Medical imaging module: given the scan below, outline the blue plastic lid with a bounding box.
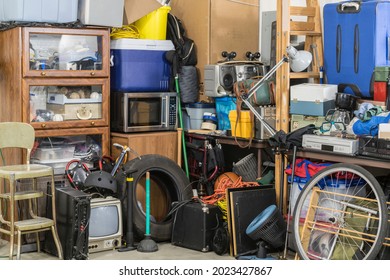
[203,113,218,123]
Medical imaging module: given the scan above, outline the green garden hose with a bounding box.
[175,75,190,178]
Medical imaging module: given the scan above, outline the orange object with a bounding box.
[213,172,239,190]
[201,173,259,205]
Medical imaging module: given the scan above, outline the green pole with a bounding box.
[175,74,190,178]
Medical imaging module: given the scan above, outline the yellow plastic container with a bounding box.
[134,6,171,40]
[228,110,254,139]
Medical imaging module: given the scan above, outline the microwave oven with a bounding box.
[111,92,178,133]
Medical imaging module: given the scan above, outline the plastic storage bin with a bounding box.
[32,146,75,161]
[78,0,124,27]
[228,110,254,139]
[134,6,171,40]
[110,39,174,92]
[215,96,237,130]
[185,103,216,130]
[0,0,78,23]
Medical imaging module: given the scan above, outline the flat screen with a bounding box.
[89,205,119,237]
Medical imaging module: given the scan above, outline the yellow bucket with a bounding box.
[134,6,171,40]
[228,110,254,139]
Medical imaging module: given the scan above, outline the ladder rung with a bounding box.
[290,72,321,79]
[290,6,316,17]
[291,31,322,36]
[291,21,315,32]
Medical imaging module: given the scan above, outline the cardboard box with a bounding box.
[170,0,259,84]
[123,0,163,24]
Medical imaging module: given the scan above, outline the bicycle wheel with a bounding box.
[292,163,388,260]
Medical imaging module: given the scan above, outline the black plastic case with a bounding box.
[171,201,222,252]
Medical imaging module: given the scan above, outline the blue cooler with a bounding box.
[110,39,174,92]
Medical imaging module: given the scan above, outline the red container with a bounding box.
[374,81,387,102]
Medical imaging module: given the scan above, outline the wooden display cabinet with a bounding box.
[0,26,110,169]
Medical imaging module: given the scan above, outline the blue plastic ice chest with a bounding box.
[110,39,174,92]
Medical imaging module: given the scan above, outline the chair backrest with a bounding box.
[0,122,35,162]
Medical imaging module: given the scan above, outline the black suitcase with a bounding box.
[171,201,222,252]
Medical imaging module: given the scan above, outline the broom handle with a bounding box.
[145,171,151,235]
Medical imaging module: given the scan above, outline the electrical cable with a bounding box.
[110,25,140,39]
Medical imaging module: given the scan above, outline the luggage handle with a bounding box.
[388,37,390,62]
[338,83,363,98]
[354,25,359,74]
[338,2,361,13]
[336,25,342,73]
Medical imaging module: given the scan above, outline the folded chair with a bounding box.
[0,122,63,259]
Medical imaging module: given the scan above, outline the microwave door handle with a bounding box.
[161,96,168,127]
[123,97,129,130]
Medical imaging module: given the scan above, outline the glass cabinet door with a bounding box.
[23,27,109,77]
[25,79,109,129]
[34,127,110,175]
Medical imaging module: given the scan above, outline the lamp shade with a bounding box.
[286,45,312,72]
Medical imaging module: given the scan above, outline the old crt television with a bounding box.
[88,196,123,253]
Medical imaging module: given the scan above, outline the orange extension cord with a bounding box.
[201,175,259,205]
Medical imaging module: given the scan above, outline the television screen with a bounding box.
[89,204,119,237]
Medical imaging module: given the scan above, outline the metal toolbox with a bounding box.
[254,106,276,139]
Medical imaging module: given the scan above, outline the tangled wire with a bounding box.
[201,175,260,220]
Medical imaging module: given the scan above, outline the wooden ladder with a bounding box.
[274,0,324,212]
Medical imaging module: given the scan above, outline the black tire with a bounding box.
[122,154,192,242]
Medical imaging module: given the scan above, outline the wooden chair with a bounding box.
[0,122,63,260]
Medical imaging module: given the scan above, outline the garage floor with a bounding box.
[0,239,236,260]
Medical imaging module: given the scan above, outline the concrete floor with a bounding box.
[0,239,235,260]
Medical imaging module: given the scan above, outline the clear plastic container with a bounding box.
[32,146,75,161]
[0,0,78,23]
